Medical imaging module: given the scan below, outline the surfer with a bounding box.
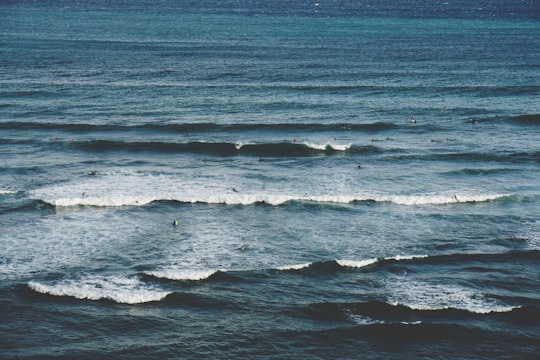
[88,170,99,176]
[411,115,417,123]
[172,220,179,227]
[232,187,239,193]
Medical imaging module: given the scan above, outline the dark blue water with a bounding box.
[1,1,539,358]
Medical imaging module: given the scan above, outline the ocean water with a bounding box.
[1,1,539,358]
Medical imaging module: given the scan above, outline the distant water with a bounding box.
[1,1,539,359]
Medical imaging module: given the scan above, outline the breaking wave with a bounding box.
[28,275,171,304]
[29,172,511,208]
[72,139,357,157]
[34,192,511,208]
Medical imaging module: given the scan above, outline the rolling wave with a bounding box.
[28,275,171,304]
[299,299,527,327]
[390,151,540,164]
[65,138,540,163]
[141,256,428,284]
[27,170,514,208]
[278,255,428,273]
[72,139,359,157]
[0,120,399,133]
[26,251,535,314]
[140,250,539,284]
[145,269,218,281]
[383,278,518,314]
[32,188,511,208]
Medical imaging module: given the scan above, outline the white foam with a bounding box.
[337,258,379,268]
[235,142,249,150]
[385,278,518,314]
[380,193,509,206]
[145,269,217,281]
[28,169,511,208]
[330,143,352,151]
[0,209,141,281]
[28,275,171,304]
[304,142,352,151]
[385,254,428,261]
[337,255,426,269]
[276,262,313,271]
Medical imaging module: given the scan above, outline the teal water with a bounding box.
[1,1,539,358]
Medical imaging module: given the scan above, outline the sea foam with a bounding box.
[28,275,171,304]
[145,269,217,281]
[385,278,518,314]
[29,169,511,208]
[304,142,352,151]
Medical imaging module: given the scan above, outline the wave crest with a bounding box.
[385,278,518,314]
[31,173,511,209]
[28,275,171,304]
[144,269,217,281]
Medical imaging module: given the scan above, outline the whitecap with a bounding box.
[382,193,510,206]
[28,275,171,304]
[385,278,518,314]
[235,142,248,150]
[329,143,352,151]
[385,254,428,261]
[337,258,379,268]
[145,269,217,281]
[304,142,327,151]
[276,262,313,271]
[304,142,351,151]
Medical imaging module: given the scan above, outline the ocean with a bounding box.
[1,1,539,358]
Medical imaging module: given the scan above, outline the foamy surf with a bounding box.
[380,193,510,206]
[145,269,218,281]
[31,182,511,208]
[278,255,428,272]
[28,275,171,304]
[337,258,379,268]
[337,255,428,269]
[276,262,313,271]
[28,168,512,209]
[385,278,518,314]
[304,142,352,151]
